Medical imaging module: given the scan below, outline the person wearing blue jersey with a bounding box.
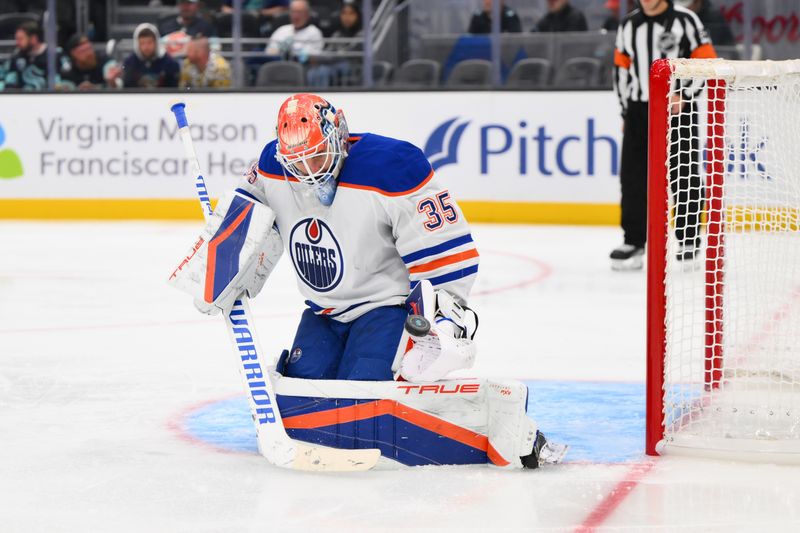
[171,93,566,468]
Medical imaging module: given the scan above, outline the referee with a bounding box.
[610,0,716,270]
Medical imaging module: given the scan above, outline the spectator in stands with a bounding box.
[222,0,289,18]
[121,23,180,89]
[329,0,363,51]
[467,0,522,34]
[61,34,122,90]
[602,0,621,32]
[265,0,324,62]
[160,0,216,37]
[179,35,232,88]
[159,0,216,56]
[325,0,362,41]
[534,0,588,32]
[0,20,68,91]
[307,0,363,86]
[676,0,735,46]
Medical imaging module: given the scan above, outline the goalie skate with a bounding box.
[610,244,644,271]
[520,431,569,469]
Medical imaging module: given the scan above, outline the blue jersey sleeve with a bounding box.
[257,140,284,178]
[338,134,433,195]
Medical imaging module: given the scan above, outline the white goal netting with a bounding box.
[658,59,800,459]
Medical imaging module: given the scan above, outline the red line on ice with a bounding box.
[574,461,655,532]
[471,249,553,297]
[0,312,295,334]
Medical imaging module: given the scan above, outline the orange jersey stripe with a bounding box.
[204,203,253,303]
[408,248,480,274]
[338,169,435,197]
[690,43,717,59]
[282,399,510,466]
[614,49,632,69]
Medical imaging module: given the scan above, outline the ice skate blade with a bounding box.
[611,257,643,271]
[539,442,569,466]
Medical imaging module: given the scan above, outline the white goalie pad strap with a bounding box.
[273,373,535,468]
[167,191,283,314]
[434,289,477,339]
[486,380,537,470]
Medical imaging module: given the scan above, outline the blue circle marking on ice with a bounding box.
[526,381,646,463]
[181,381,647,462]
[183,397,258,454]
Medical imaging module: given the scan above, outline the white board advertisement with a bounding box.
[0,91,623,205]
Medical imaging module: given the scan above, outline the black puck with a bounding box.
[405,314,431,337]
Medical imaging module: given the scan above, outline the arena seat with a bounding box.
[553,57,603,89]
[445,59,492,88]
[506,58,552,88]
[392,59,441,88]
[255,60,305,88]
[370,60,394,86]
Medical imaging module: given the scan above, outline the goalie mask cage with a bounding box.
[647,58,800,462]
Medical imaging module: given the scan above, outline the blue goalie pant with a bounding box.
[277,305,407,380]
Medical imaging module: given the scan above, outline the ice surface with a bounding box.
[3,221,800,532]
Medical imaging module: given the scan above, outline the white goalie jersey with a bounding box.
[235,132,479,322]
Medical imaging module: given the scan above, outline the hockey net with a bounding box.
[647,59,800,461]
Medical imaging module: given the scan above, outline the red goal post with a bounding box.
[646,58,800,462]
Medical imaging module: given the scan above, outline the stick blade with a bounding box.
[291,443,381,472]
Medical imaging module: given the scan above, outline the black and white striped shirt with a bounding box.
[613,2,716,114]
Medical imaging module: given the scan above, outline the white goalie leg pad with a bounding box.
[168,190,283,314]
[486,380,538,469]
[273,374,537,468]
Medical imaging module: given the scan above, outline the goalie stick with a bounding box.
[169,102,380,472]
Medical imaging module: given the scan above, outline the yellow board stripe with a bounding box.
[460,201,620,225]
[0,199,209,220]
[0,199,622,225]
[664,206,800,232]
[725,206,800,232]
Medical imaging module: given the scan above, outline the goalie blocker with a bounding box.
[168,190,283,315]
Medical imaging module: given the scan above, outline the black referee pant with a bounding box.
[618,101,702,248]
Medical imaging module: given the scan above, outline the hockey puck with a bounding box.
[405,314,431,337]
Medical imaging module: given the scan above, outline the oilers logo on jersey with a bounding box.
[289,218,344,292]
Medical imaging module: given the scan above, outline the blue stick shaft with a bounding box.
[170,102,213,221]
